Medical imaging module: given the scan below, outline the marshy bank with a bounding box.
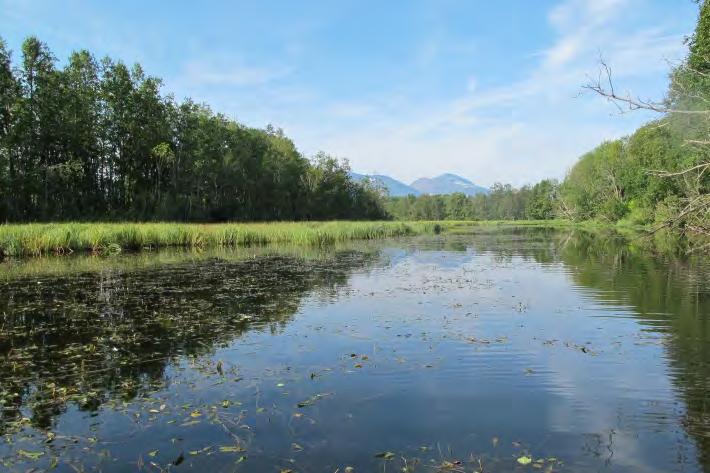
[0,227,708,472]
[0,221,445,258]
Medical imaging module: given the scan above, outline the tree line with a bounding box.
[0,37,387,222]
[385,180,557,221]
[1,0,708,230]
[389,0,709,236]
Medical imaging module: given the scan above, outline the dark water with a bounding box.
[1,227,708,472]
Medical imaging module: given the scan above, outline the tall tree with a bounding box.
[0,39,18,220]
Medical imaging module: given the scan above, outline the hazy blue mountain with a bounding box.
[410,173,488,196]
[351,172,488,197]
[350,172,421,197]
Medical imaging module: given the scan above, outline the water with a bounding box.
[0,227,708,472]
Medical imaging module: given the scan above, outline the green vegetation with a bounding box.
[385,180,558,221]
[559,1,709,236]
[0,221,444,257]
[0,3,707,243]
[387,1,709,241]
[0,37,385,222]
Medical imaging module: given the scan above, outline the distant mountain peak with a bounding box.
[410,173,488,196]
[349,172,421,197]
[351,171,488,197]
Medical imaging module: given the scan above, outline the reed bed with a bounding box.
[0,221,444,257]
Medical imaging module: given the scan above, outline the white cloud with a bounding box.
[179,59,291,88]
[548,0,630,31]
[294,0,689,186]
[465,75,477,93]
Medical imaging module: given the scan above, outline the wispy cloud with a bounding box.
[303,0,689,186]
[178,59,291,88]
[2,0,690,187]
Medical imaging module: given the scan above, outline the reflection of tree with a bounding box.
[457,225,567,264]
[555,232,710,468]
[0,250,376,434]
[469,227,710,469]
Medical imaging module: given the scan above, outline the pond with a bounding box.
[0,227,708,472]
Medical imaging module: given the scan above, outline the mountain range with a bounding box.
[350,172,488,197]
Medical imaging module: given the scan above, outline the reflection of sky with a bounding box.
[274,240,699,472]
[3,234,700,472]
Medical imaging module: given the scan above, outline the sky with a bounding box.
[0,0,699,187]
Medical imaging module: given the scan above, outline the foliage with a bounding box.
[0,221,446,257]
[572,0,710,242]
[385,180,560,221]
[0,37,386,222]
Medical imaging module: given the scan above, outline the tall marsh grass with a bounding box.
[0,221,444,257]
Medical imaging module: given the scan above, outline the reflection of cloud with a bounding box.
[345,243,694,471]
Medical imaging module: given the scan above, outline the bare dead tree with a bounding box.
[583,58,710,246]
[583,59,710,117]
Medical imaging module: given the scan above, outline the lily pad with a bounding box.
[517,455,533,465]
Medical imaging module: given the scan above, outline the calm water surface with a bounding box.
[0,228,708,472]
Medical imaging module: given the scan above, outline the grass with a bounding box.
[3,219,649,259]
[0,221,447,258]
[456,219,578,227]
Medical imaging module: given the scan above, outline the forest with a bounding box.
[0,1,707,236]
[385,180,558,221]
[0,37,386,222]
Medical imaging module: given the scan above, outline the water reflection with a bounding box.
[0,249,378,434]
[461,226,709,470]
[0,228,707,472]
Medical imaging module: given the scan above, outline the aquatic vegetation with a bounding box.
[0,221,446,257]
[0,229,707,472]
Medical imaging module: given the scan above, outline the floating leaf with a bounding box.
[219,445,246,453]
[18,449,45,460]
[375,451,395,460]
[297,393,331,408]
[439,460,462,469]
[517,456,532,465]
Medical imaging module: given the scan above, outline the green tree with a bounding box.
[526,180,558,220]
[0,35,389,223]
[0,38,18,220]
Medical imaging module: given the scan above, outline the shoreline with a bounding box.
[0,221,445,258]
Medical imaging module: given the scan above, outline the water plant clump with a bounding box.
[0,221,447,258]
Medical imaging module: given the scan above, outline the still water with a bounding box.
[0,227,708,472]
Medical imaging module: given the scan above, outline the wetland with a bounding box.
[0,226,708,472]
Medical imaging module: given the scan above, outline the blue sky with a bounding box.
[0,0,698,186]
